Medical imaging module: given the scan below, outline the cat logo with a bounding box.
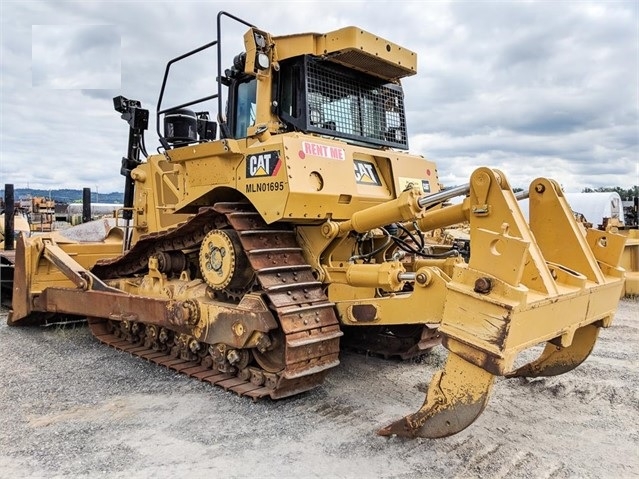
[246,151,282,177]
[354,160,382,186]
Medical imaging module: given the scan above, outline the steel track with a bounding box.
[89,202,342,400]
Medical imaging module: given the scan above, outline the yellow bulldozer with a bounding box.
[7,11,626,438]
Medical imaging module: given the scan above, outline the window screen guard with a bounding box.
[280,56,409,150]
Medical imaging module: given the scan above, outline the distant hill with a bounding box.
[0,188,123,204]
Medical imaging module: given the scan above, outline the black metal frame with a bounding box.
[113,96,149,222]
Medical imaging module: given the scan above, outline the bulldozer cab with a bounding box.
[157,11,416,150]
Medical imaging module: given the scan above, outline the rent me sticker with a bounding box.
[300,141,345,160]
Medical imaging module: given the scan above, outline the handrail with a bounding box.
[156,11,255,150]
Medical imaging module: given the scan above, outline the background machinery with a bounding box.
[7,12,626,438]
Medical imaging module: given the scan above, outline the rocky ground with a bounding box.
[0,298,637,479]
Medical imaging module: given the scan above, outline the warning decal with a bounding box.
[398,177,431,194]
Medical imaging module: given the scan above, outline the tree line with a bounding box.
[581,186,638,201]
[0,188,124,204]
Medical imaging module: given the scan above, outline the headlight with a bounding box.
[310,109,322,124]
[257,53,270,70]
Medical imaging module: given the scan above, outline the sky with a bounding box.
[0,0,637,194]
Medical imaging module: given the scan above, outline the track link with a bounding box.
[341,324,441,360]
[89,202,342,400]
[88,318,266,396]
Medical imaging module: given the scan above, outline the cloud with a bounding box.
[0,0,637,195]
[31,24,121,89]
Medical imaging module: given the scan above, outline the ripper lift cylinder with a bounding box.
[333,184,472,238]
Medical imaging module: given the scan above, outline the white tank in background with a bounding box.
[519,192,625,228]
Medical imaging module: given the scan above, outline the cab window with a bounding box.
[234,78,257,138]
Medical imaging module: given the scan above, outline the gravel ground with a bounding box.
[1,298,637,479]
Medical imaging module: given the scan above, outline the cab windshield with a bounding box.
[234,78,257,138]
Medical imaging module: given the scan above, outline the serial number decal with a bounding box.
[398,177,431,193]
[301,141,345,160]
[354,160,382,186]
[245,181,285,193]
[246,151,282,178]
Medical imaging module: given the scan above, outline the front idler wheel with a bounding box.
[253,329,286,373]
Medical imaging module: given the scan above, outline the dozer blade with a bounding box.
[506,323,600,378]
[378,353,495,438]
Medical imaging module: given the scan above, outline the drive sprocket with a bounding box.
[199,229,254,292]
